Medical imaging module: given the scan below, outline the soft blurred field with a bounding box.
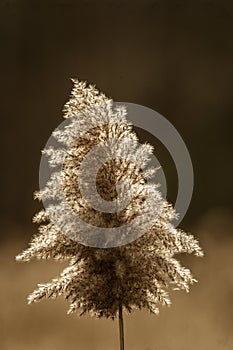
[1,1,232,349]
[1,208,232,350]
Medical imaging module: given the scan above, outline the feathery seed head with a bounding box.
[16,78,203,319]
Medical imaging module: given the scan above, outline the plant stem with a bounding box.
[118,304,125,350]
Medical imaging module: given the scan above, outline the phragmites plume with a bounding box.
[16,78,203,327]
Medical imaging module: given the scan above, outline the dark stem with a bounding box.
[118,304,125,350]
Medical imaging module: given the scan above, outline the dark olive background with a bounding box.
[1,1,232,349]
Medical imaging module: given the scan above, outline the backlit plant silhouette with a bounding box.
[16,79,203,350]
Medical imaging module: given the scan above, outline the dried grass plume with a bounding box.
[16,78,203,321]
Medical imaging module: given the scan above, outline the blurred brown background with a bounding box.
[1,1,233,349]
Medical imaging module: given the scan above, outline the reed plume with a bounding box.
[16,79,203,350]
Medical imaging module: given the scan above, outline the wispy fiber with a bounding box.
[16,79,203,322]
